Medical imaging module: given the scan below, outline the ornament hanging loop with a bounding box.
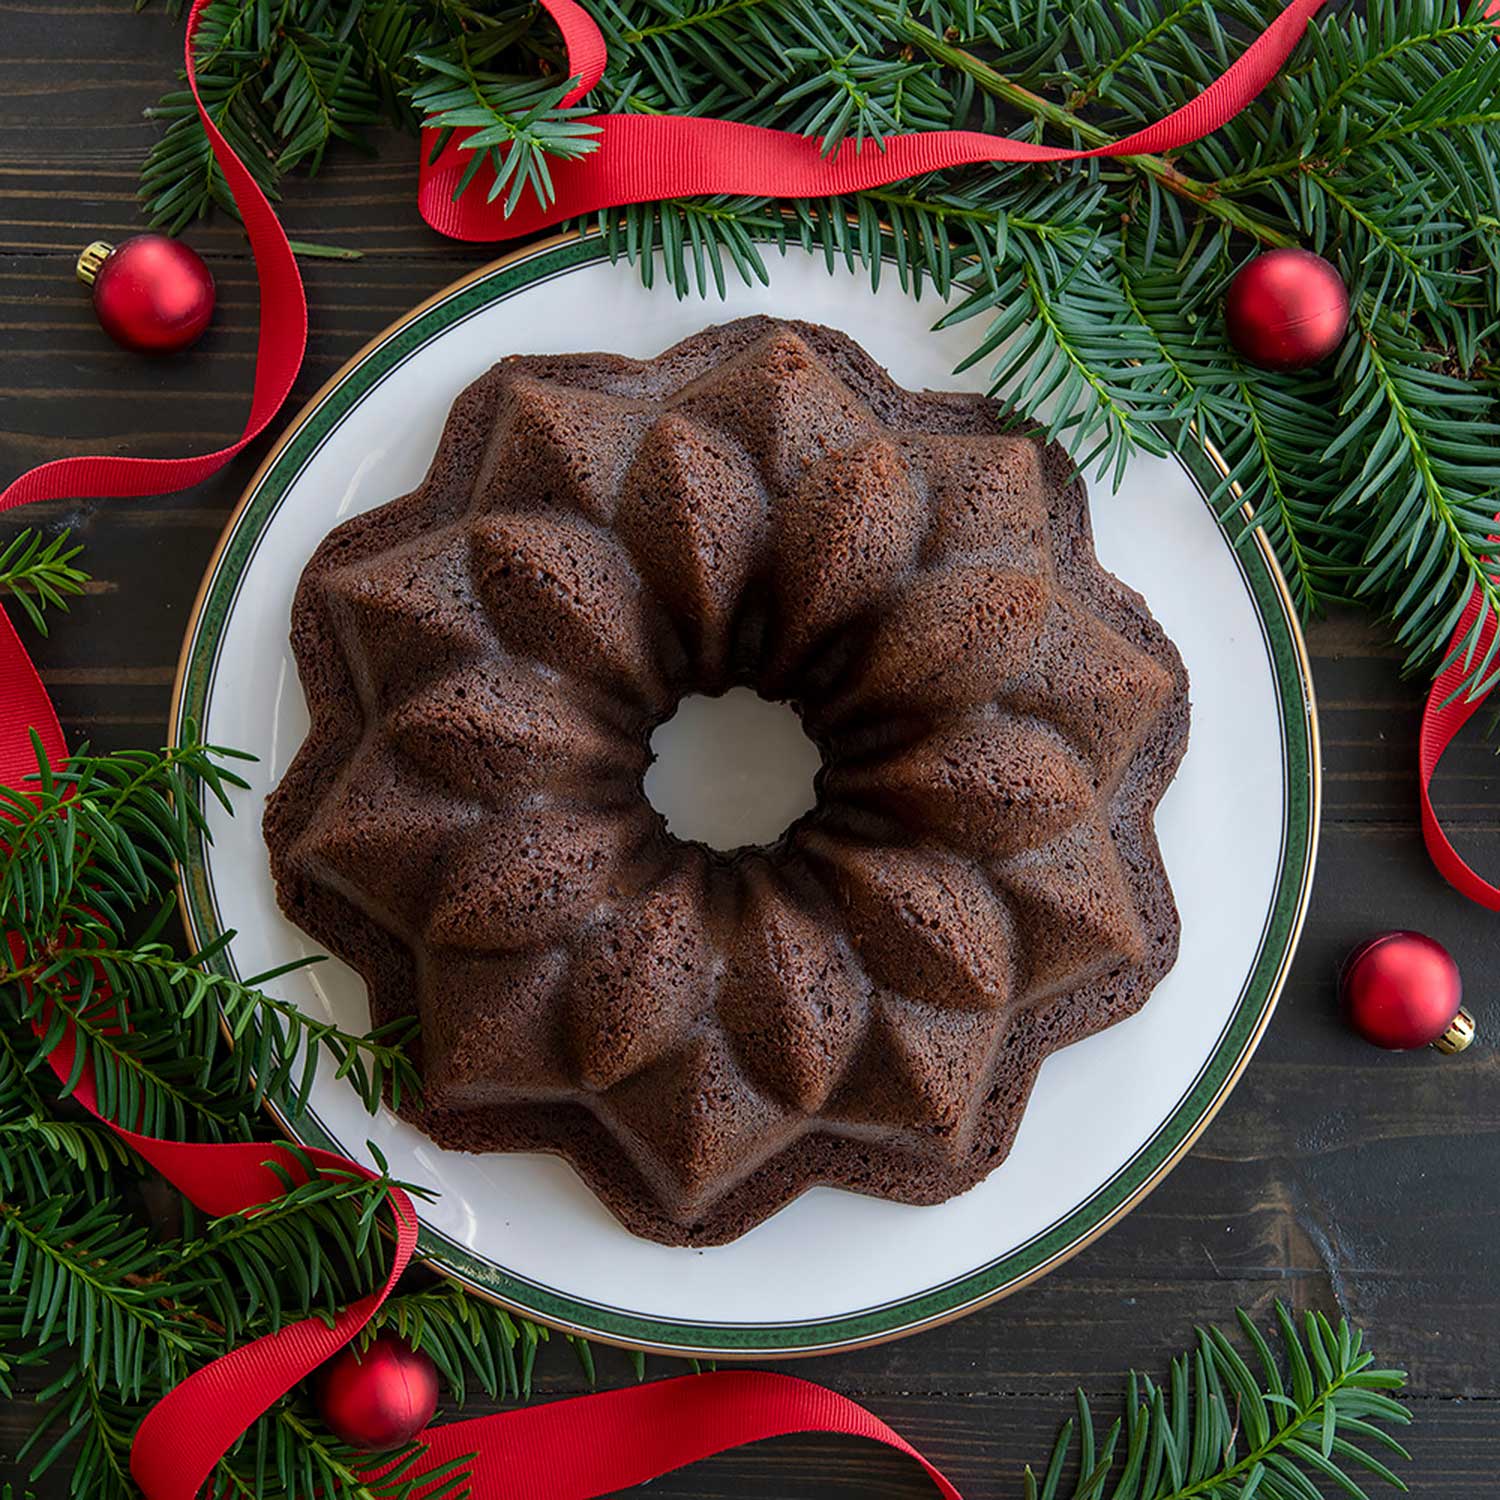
[76,241,114,287]
[1433,1007,1476,1055]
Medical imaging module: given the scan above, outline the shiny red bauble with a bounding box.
[75,235,215,354]
[313,1334,439,1451]
[1225,248,1349,371]
[1339,931,1475,1053]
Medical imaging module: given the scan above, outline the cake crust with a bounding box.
[264,317,1190,1246]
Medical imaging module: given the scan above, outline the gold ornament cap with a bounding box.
[1433,1006,1476,1055]
[76,241,116,287]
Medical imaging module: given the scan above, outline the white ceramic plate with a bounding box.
[173,233,1319,1357]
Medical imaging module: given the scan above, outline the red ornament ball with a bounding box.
[75,235,215,354]
[1339,931,1475,1053]
[1225,248,1348,371]
[313,1334,439,1452]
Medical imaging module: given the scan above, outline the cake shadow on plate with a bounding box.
[262,316,1190,1246]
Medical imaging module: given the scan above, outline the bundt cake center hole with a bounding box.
[644,688,821,852]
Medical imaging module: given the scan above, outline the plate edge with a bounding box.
[168,231,1323,1360]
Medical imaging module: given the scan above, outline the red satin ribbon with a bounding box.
[1,1,1491,1496]
[418,0,1330,239]
[1419,572,1500,910]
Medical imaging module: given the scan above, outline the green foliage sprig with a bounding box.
[0,722,416,1126]
[0,531,88,638]
[137,0,1500,709]
[1025,1306,1411,1500]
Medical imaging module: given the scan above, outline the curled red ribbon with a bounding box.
[2,1,1488,1496]
[417,0,1330,239]
[1419,560,1500,911]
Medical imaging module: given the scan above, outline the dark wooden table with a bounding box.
[3,5,1497,1496]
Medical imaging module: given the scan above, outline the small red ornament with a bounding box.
[75,234,215,354]
[1225,248,1349,371]
[312,1333,439,1451]
[1339,931,1476,1053]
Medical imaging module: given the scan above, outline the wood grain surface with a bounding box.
[1,4,1497,1496]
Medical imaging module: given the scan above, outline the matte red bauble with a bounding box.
[1225,249,1348,370]
[313,1334,439,1451]
[75,235,215,354]
[1339,931,1475,1053]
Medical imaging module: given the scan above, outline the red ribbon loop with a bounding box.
[1419,579,1500,910]
[418,0,1329,240]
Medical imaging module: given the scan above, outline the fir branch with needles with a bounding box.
[365,1282,555,1403]
[135,0,1500,713]
[0,734,416,1125]
[0,532,88,638]
[1020,1305,1412,1500]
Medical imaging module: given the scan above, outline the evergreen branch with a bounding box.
[9,969,233,1139]
[596,195,778,296]
[937,247,1182,481]
[0,731,250,939]
[1016,264,1168,476]
[8,930,417,1131]
[1116,268,1202,414]
[269,1407,474,1500]
[0,1114,130,1199]
[1309,17,1476,129]
[0,1196,211,1399]
[1068,0,1211,109]
[75,941,421,1118]
[1356,106,1500,153]
[1334,302,1500,691]
[265,25,383,174]
[19,1366,137,1500]
[1235,379,1342,615]
[139,0,283,231]
[616,0,769,45]
[890,13,1296,248]
[0,531,89,638]
[0,723,419,1142]
[411,43,599,215]
[1300,169,1450,313]
[178,1156,421,1339]
[1023,1304,1410,1500]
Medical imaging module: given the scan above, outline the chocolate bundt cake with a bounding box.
[264,317,1190,1246]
